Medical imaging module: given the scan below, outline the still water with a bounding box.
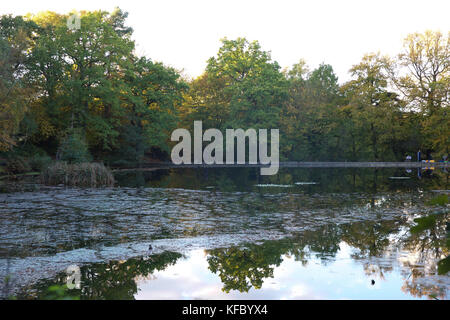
[0,167,449,299]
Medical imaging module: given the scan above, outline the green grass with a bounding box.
[426,194,449,206]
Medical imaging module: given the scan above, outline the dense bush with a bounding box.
[5,156,31,174]
[1,145,52,174]
[57,132,92,164]
[41,162,115,187]
[29,154,52,172]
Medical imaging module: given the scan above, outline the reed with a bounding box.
[41,162,115,187]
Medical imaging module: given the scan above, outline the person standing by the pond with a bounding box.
[417,150,421,162]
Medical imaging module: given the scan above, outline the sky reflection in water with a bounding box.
[1,168,449,300]
[135,246,410,300]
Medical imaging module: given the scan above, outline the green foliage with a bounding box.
[0,15,37,150]
[5,155,31,174]
[58,131,92,164]
[43,284,80,300]
[0,9,187,166]
[203,38,288,130]
[27,251,182,299]
[438,256,450,275]
[117,57,187,164]
[0,8,448,164]
[426,194,449,206]
[29,154,52,172]
[406,211,449,278]
[339,53,405,161]
[410,213,444,234]
[1,144,52,173]
[207,243,284,293]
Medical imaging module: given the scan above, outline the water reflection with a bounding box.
[205,214,449,299]
[114,167,449,194]
[17,212,449,300]
[1,168,448,299]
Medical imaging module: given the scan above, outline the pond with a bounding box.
[0,167,449,299]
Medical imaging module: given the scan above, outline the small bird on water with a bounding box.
[371,280,375,285]
[148,244,153,251]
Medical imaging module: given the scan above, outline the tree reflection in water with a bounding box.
[400,211,449,299]
[205,211,448,299]
[18,202,449,300]
[21,251,182,300]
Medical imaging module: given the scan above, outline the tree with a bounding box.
[341,53,405,160]
[180,73,230,130]
[1,8,188,165]
[0,15,37,150]
[282,63,343,160]
[117,57,187,165]
[394,31,449,113]
[26,10,136,154]
[205,37,289,130]
[391,31,449,157]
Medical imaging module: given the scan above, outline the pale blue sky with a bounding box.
[2,0,449,82]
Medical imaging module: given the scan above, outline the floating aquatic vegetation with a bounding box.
[1,168,449,299]
[294,182,318,185]
[254,184,294,188]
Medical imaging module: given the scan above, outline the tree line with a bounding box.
[0,8,448,170]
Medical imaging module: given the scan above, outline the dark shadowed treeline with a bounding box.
[0,8,448,170]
